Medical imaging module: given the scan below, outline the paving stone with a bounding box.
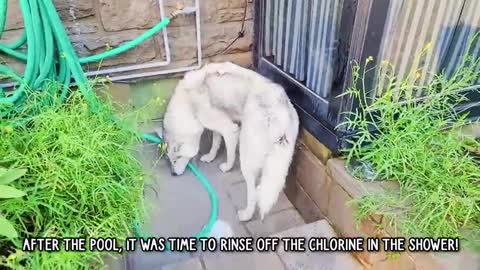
[194,134,240,183]
[162,257,203,270]
[103,254,126,270]
[195,154,244,188]
[127,250,192,270]
[214,187,251,238]
[245,209,304,237]
[284,175,323,223]
[273,220,363,270]
[202,251,285,270]
[220,168,245,186]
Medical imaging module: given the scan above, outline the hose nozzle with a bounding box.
[169,5,196,19]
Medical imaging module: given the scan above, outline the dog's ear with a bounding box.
[154,126,164,138]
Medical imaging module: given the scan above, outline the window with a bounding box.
[254,0,480,153]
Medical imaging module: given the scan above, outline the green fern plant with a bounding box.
[0,167,27,239]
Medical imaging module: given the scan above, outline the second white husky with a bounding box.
[161,62,299,221]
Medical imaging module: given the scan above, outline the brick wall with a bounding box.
[1,0,253,78]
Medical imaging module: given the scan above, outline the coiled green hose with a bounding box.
[0,0,218,245]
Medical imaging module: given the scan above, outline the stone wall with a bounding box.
[286,129,480,270]
[1,0,253,78]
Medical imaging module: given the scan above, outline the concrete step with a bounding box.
[201,249,285,270]
[273,219,364,270]
[161,257,204,270]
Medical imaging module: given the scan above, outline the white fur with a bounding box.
[162,62,299,221]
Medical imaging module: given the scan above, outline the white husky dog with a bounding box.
[161,62,299,221]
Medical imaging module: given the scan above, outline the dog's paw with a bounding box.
[200,153,216,163]
[219,162,233,173]
[237,209,253,222]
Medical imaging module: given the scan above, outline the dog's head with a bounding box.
[160,127,203,176]
[158,82,205,176]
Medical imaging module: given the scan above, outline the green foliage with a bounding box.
[0,168,27,185]
[0,167,27,239]
[0,85,161,269]
[340,43,480,249]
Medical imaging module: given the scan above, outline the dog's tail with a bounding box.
[256,141,295,220]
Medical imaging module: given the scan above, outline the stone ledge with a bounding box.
[299,129,332,164]
[273,220,363,270]
[104,254,127,270]
[287,135,480,269]
[325,158,480,270]
[245,209,305,238]
[326,159,398,200]
[284,175,324,224]
[290,142,330,216]
[326,159,403,238]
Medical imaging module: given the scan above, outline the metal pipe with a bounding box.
[194,0,202,68]
[108,65,200,82]
[106,0,203,82]
[85,0,171,77]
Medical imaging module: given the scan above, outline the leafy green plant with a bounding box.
[0,167,27,239]
[0,83,162,269]
[340,42,480,248]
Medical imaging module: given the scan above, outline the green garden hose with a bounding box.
[0,0,6,38]
[0,0,219,246]
[79,18,171,64]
